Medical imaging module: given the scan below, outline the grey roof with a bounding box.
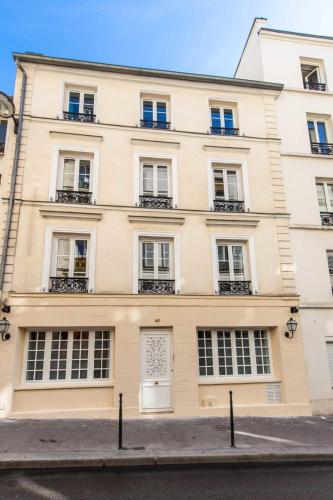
[12,52,283,92]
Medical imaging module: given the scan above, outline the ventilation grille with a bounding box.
[266,383,281,403]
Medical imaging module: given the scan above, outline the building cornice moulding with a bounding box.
[49,131,103,141]
[130,138,180,148]
[39,208,102,221]
[128,215,185,225]
[206,217,259,227]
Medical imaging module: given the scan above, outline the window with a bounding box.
[316,182,333,225]
[211,165,244,212]
[301,63,325,91]
[25,330,112,382]
[0,120,7,154]
[307,118,333,154]
[326,341,333,387]
[56,156,92,204]
[49,235,89,293]
[64,89,96,122]
[210,105,238,135]
[327,251,333,294]
[216,242,251,295]
[197,329,271,378]
[139,162,172,209]
[141,97,170,129]
[138,238,175,294]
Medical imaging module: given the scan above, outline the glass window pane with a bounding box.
[218,245,230,280]
[224,109,234,129]
[0,121,7,143]
[142,242,154,273]
[143,101,153,124]
[157,166,168,196]
[142,165,154,195]
[49,331,68,380]
[217,331,233,376]
[74,240,87,277]
[316,183,327,211]
[62,159,75,191]
[157,102,167,123]
[78,160,91,191]
[211,108,221,128]
[317,122,328,144]
[197,331,214,376]
[158,242,170,277]
[83,94,94,115]
[227,171,238,200]
[254,330,271,375]
[214,169,224,199]
[71,331,90,379]
[94,331,111,379]
[69,92,80,113]
[56,239,70,277]
[232,246,245,280]
[307,121,316,143]
[328,184,333,210]
[235,330,252,375]
[25,331,45,381]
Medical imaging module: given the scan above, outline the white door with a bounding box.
[140,330,172,412]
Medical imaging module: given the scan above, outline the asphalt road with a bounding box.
[1,464,333,500]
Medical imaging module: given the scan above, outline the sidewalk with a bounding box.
[1,416,333,469]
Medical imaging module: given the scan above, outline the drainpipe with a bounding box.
[0,61,27,291]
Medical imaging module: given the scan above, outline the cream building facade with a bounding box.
[0,52,311,419]
[236,18,333,415]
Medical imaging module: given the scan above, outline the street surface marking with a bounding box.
[235,431,302,445]
[17,476,68,500]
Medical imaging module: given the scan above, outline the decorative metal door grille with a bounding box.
[144,335,168,378]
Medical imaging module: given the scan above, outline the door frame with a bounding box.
[139,328,173,413]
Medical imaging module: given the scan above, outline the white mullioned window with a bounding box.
[139,238,174,280]
[197,329,271,378]
[327,251,333,292]
[217,242,247,281]
[60,157,91,192]
[52,236,89,278]
[67,90,95,116]
[140,162,171,198]
[213,166,240,201]
[141,97,169,127]
[25,330,112,382]
[316,181,333,212]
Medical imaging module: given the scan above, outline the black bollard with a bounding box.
[118,392,123,450]
[229,390,235,448]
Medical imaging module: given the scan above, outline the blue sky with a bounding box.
[1,0,333,94]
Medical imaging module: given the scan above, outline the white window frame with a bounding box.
[300,58,326,89]
[307,117,330,143]
[208,100,239,133]
[139,238,174,279]
[197,328,273,382]
[327,251,333,292]
[61,83,98,120]
[134,152,178,208]
[216,242,248,281]
[59,156,92,192]
[133,231,181,294]
[22,329,113,386]
[316,180,333,212]
[140,161,172,197]
[41,226,96,292]
[207,158,250,211]
[211,235,258,294]
[51,235,89,278]
[140,96,170,124]
[49,146,99,203]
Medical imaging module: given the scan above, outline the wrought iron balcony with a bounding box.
[310,142,333,155]
[320,212,333,226]
[218,280,251,295]
[63,111,96,123]
[213,199,244,213]
[210,127,239,136]
[140,119,171,130]
[0,142,4,155]
[139,195,173,209]
[56,190,92,204]
[138,279,175,294]
[304,82,326,91]
[49,277,88,293]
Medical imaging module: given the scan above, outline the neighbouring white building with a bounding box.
[236,18,333,414]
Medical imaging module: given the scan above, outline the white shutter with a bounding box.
[326,342,333,386]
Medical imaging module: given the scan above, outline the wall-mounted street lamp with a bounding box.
[0,92,15,119]
[0,317,10,341]
[285,317,297,339]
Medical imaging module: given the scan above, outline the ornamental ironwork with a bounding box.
[140,119,171,130]
[304,82,326,91]
[210,127,239,136]
[311,142,333,155]
[214,199,244,212]
[218,280,251,295]
[49,277,88,293]
[139,196,173,209]
[138,279,175,294]
[0,142,4,154]
[56,190,92,204]
[63,111,95,123]
[320,212,333,226]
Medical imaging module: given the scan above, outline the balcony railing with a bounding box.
[138,279,175,294]
[56,190,92,204]
[310,142,333,155]
[139,195,173,209]
[218,280,251,295]
[49,277,88,293]
[214,199,244,213]
[320,212,333,226]
[210,127,239,136]
[63,111,96,123]
[304,82,326,91]
[140,119,170,130]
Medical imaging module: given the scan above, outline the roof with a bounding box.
[12,52,283,92]
[261,27,333,42]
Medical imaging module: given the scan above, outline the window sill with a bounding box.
[198,376,280,385]
[14,380,114,391]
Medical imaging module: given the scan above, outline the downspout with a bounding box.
[0,61,27,290]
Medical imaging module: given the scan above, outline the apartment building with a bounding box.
[236,18,333,415]
[0,52,310,418]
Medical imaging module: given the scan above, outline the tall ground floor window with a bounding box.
[197,329,271,378]
[25,330,112,382]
